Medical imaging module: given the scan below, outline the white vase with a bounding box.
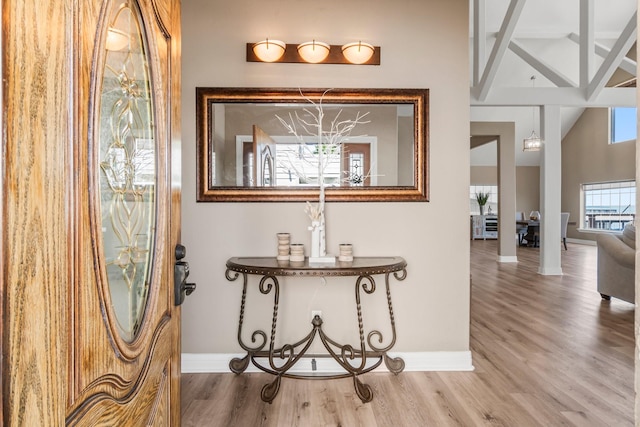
[309,220,322,259]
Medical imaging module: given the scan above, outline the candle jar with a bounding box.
[289,243,305,262]
[338,243,353,262]
[276,233,290,261]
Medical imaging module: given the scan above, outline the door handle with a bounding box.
[175,244,196,306]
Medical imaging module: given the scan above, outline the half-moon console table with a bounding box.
[225,256,407,403]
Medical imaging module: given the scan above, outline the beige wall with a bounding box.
[181,0,470,354]
[515,167,541,216]
[470,166,540,217]
[561,108,636,241]
[470,166,497,184]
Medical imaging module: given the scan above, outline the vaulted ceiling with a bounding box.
[470,0,637,166]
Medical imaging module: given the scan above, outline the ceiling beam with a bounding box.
[474,0,527,101]
[579,0,594,87]
[587,12,637,100]
[473,0,487,86]
[508,40,576,87]
[471,87,635,107]
[568,33,637,76]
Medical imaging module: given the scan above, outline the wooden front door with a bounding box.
[253,125,278,186]
[2,0,183,425]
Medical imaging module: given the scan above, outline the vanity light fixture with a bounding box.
[252,39,287,62]
[341,41,375,64]
[247,40,380,65]
[523,75,543,152]
[297,40,330,63]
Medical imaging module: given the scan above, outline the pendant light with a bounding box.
[523,75,543,151]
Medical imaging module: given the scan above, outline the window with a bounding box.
[273,143,342,186]
[582,181,635,231]
[238,137,377,187]
[610,107,637,143]
[470,185,498,215]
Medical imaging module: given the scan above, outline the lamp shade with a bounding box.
[297,41,330,63]
[252,39,286,62]
[341,41,374,64]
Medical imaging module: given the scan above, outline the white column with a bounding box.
[539,105,563,275]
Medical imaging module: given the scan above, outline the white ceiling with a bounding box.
[470,0,637,166]
[474,0,636,38]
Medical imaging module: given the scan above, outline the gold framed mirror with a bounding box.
[196,87,429,202]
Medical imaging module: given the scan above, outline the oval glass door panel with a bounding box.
[98,1,156,342]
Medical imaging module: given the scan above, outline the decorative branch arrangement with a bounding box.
[276,89,370,261]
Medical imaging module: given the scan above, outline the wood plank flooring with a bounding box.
[181,241,635,426]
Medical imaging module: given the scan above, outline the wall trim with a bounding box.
[497,255,518,263]
[182,351,474,374]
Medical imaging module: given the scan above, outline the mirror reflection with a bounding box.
[196,88,429,202]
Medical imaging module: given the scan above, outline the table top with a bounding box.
[226,256,407,277]
[517,220,540,226]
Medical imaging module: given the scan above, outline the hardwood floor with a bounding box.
[181,241,635,426]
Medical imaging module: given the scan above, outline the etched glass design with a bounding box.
[98,1,156,342]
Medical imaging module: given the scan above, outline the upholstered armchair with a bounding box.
[596,223,635,304]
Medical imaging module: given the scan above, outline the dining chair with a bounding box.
[515,211,528,245]
[530,211,541,247]
[561,212,570,250]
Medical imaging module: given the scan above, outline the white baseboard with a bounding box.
[497,255,518,263]
[182,351,474,374]
[538,266,563,275]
